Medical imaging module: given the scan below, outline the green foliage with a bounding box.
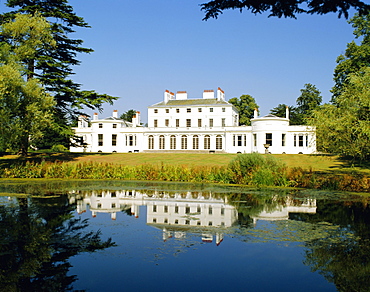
[228,94,258,125]
[200,0,370,20]
[269,104,303,125]
[312,68,370,160]
[332,13,370,102]
[228,153,288,186]
[296,83,322,123]
[50,144,68,153]
[119,109,137,122]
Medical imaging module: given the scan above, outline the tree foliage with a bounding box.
[120,109,137,122]
[312,67,370,160]
[200,0,370,20]
[228,94,258,126]
[269,104,302,125]
[1,0,118,149]
[332,13,370,102]
[296,83,322,121]
[0,13,55,155]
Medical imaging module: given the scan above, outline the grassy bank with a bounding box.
[0,152,369,192]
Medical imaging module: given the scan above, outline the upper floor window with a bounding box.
[113,124,117,128]
[98,123,103,128]
[166,109,169,113]
[187,108,191,113]
[154,119,158,127]
[176,119,179,127]
[209,118,213,127]
[222,108,225,112]
[198,108,202,112]
[154,109,158,113]
[210,108,213,112]
[176,108,180,113]
[165,119,169,127]
[198,119,202,127]
[222,118,225,127]
[186,119,191,127]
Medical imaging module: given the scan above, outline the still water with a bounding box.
[0,180,369,292]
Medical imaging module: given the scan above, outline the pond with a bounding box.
[0,180,369,292]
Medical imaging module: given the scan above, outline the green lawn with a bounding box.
[1,152,368,175]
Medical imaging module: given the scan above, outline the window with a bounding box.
[99,123,103,128]
[204,135,210,150]
[181,135,187,149]
[282,133,286,147]
[166,109,169,113]
[126,135,135,146]
[153,205,157,212]
[186,119,191,127]
[253,134,257,147]
[187,108,191,113]
[299,135,304,147]
[170,135,176,149]
[148,135,154,149]
[97,203,102,208]
[193,135,199,149]
[112,134,117,146]
[198,119,202,127]
[98,134,103,146]
[237,135,242,146]
[233,135,236,146]
[185,220,190,225]
[176,119,179,127]
[216,135,222,150]
[222,118,225,127]
[112,203,116,208]
[210,108,213,112]
[185,206,190,214]
[175,205,179,213]
[164,206,168,213]
[111,192,116,197]
[266,133,272,146]
[198,108,202,112]
[221,207,225,215]
[154,119,158,127]
[176,108,180,113]
[306,135,308,147]
[165,119,169,127]
[113,123,117,128]
[222,108,225,112]
[159,135,165,149]
[209,206,212,215]
[294,135,297,147]
[154,109,158,113]
[197,205,201,213]
[209,118,213,127]
[244,135,247,146]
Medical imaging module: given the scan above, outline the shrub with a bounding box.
[51,144,68,153]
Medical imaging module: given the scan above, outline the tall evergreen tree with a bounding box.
[1,0,118,149]
[296,83,322,123]
[228,94,258,126]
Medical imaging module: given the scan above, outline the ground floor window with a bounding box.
[216,135,222,150]
[253,134,257,147]
[282,133,286,147]
[181,135,187,150]
[266,133,272,146]
[193,135,199,149]
[204,135,210,150]
[299,135,304,147]
[170,135,176,149]
[112,134,117,146]
[159,135,165,149]
[148,135,154,149]
[98,134,103,146]
[126,135,136,146]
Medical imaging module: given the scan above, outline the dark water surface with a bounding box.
[0,180,369,292]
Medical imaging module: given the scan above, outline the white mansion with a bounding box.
[70,88,316,154]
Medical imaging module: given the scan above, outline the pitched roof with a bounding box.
[150,98,230,107]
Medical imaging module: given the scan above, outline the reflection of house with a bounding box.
[70,88,316,154]
[251,198,317,224]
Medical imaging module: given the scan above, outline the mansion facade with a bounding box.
[70,88,316,154]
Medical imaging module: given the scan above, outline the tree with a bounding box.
[229,94,258,125]
[312,67,370,160]
[332,13,370,102]
[296,83,322,123]
[200,0,370,20]
[120,109,137,122]
[1,0,118,149]
[269,104,303,125]
[0,14,56,155]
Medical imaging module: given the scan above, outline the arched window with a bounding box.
[216,135,222,150]
[204,135,210,150]
[181,135,187,150]
[170,135,176,149]
[193,135,199,150]
[159,135,165,149]
[148,135,154,149]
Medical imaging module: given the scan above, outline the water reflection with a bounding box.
[1,182,369,292]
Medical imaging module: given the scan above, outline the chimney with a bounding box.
[93,113,98,120]
[285,106,290,119]
[203,90,214,99]
[132,111,141,127]
[113,110,118,118]
[217,87,225,101]
[253,108,258,118]
[164,89,174,103]
[176,91,188,100]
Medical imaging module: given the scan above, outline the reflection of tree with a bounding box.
[0,195,115,291]
[300,201,370,292]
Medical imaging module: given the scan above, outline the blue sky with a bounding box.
[5,0,359,122]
